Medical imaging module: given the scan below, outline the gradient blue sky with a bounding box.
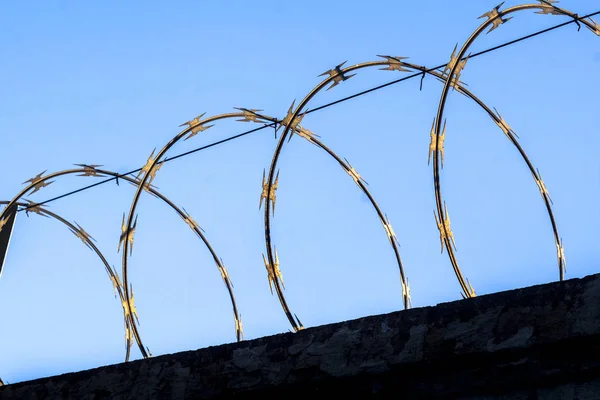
[1,0,598,383]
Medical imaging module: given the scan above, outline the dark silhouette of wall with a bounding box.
[2,273,600,399]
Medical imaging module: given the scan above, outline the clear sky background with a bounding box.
[0,0,598,384]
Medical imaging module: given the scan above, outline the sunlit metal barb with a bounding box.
[279,100,306,134]
[442,45,469,89]
[137,149,162,186]
[433,74,469,94]
[234,314,244,340]
[377,55,411,72]
[318,61,356,91]
[402,278,412,308]
[585,18,600,35]
[343,158,368,187]
[259,169,279,215]
[439,120,447,167]
[22,200,49,217]
[381,214,399,246]
[479,2,512,34]
[542,0,587,30]
[434,203,457,253]
[217,260,232,286]
[74,164,105,177]
[461,279,477,299]
[537,0,580,23]
[181,207,205,233]
[533,169,553,204]
[536,2,562,16]
[125,176,159,195]
[111,273,122,298]
[122,284,140,323]
[125,325,133,346]
[492,107,519,139]
[234,108,267,123]
[22,170,46,186]
[180,113,215,140]
[557,239,566,274]
[428,119,446,167]
[428,120,436,165]
[118,213,138,256]
[295,314,305,330]
[68,222,97,250]
[467,279,476,296]
[22,171,54,195]
[263,251,284,294]
[289,126,320,144]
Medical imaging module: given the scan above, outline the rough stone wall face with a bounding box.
[2,274,600,399]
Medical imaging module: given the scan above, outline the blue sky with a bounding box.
[1,0,598,383]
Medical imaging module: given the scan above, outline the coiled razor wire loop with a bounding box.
[0,169,156,356]
[118,110,408,334]
[259,47,574,328]
[117,112,270,347]
[0,166,243,361]
[0,200,142,368]
[262,61,414,331]
[431,2,597,298]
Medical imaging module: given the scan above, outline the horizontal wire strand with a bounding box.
[17,9,599,212]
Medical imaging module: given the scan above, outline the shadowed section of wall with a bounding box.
[2,273,600,399]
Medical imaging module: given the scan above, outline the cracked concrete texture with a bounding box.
[2,273,600,399]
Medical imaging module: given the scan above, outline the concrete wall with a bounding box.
[2,273,600,399]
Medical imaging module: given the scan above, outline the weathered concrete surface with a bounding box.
[2,273,600,399]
